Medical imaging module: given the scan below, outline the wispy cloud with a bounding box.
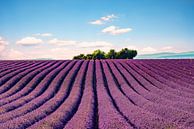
[0,37,8,45]
[90,20,104,25]
[77,41,113,48]
[0,36,8,52]
[16,37,43,46]
[142,47,157,53]
[48,38,113,49]
[126,45,138,50]
[34,33,53,37]
[6,40,115,59]
[125,45,157,54]
[0,37,24,59]
[48,39,77,46]
[89,14,117,25]
[162,46,173,50]
[102,26,132,35]
[5,49,24,59]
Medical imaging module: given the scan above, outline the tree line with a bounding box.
[73,48,137,60]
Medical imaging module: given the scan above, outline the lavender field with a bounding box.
[0,59,194,129]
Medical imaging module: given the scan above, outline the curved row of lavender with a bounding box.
[0,59,193,129]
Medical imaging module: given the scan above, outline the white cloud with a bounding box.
[127,45,138,50]
[162,46,173,50]
[0,48,24,60]
[89,14,117,25]
[0,45,5,53]
[6,49,24,59]
[34,33,53,37]
[102,26,132,35]
[90,20,104,25]
[0,37,7,45]
[78,41,113,48]
[48,45,113,59]
[48,38,113,49]
[45,40,115,59]
[48,38,77,46]
[16,37,43,46]
[0,37,8,46]
[0,37,8,52]
[101,14,116,21]
[49,48,78,59]
[142,47,157,53]
[20,47,84,60]
[0,37,24,60]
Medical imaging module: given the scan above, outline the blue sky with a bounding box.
[0,0,194,59]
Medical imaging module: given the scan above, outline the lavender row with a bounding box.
[0,61,82,128]
[130,61,194,98]
[142,59,194,79]
[109,60,194,128]
[149,60,194,84]
[0,61,36,80]
[0,61,72,117]
[0,61,49,95]
[101,60,179,129]
[0,61,64,107]
[64,61,96,129]
[119,60,194,113]
[0,61,28,74]
[128,61,194,104]
[140,61,194,94]
[0,61,45,87]
[144,60,194,86]
[0,61,60,101]
[0,60,46,73]
[28,61,87,129]
[0,59,193,128]
[95,60,132,129]
[0,61,31,70]
[0,61,56,100]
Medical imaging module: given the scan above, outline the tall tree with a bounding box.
[106,49,117,59]
[73,48,137,59]
[73,54,86,59]
[86,54,93,59]
[92,49,106,59]
[117,48,137,59]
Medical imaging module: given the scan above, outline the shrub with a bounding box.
[73,48,137,59]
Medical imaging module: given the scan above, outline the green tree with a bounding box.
[73,54,86,59]
[72,48,137,60]
[116,48,137,59]
[131,50,137,59]
[106,49,117,59]
[92,49,106,59]
[85,54,93,59]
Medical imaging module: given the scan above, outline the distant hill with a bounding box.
[137,51,194,59]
